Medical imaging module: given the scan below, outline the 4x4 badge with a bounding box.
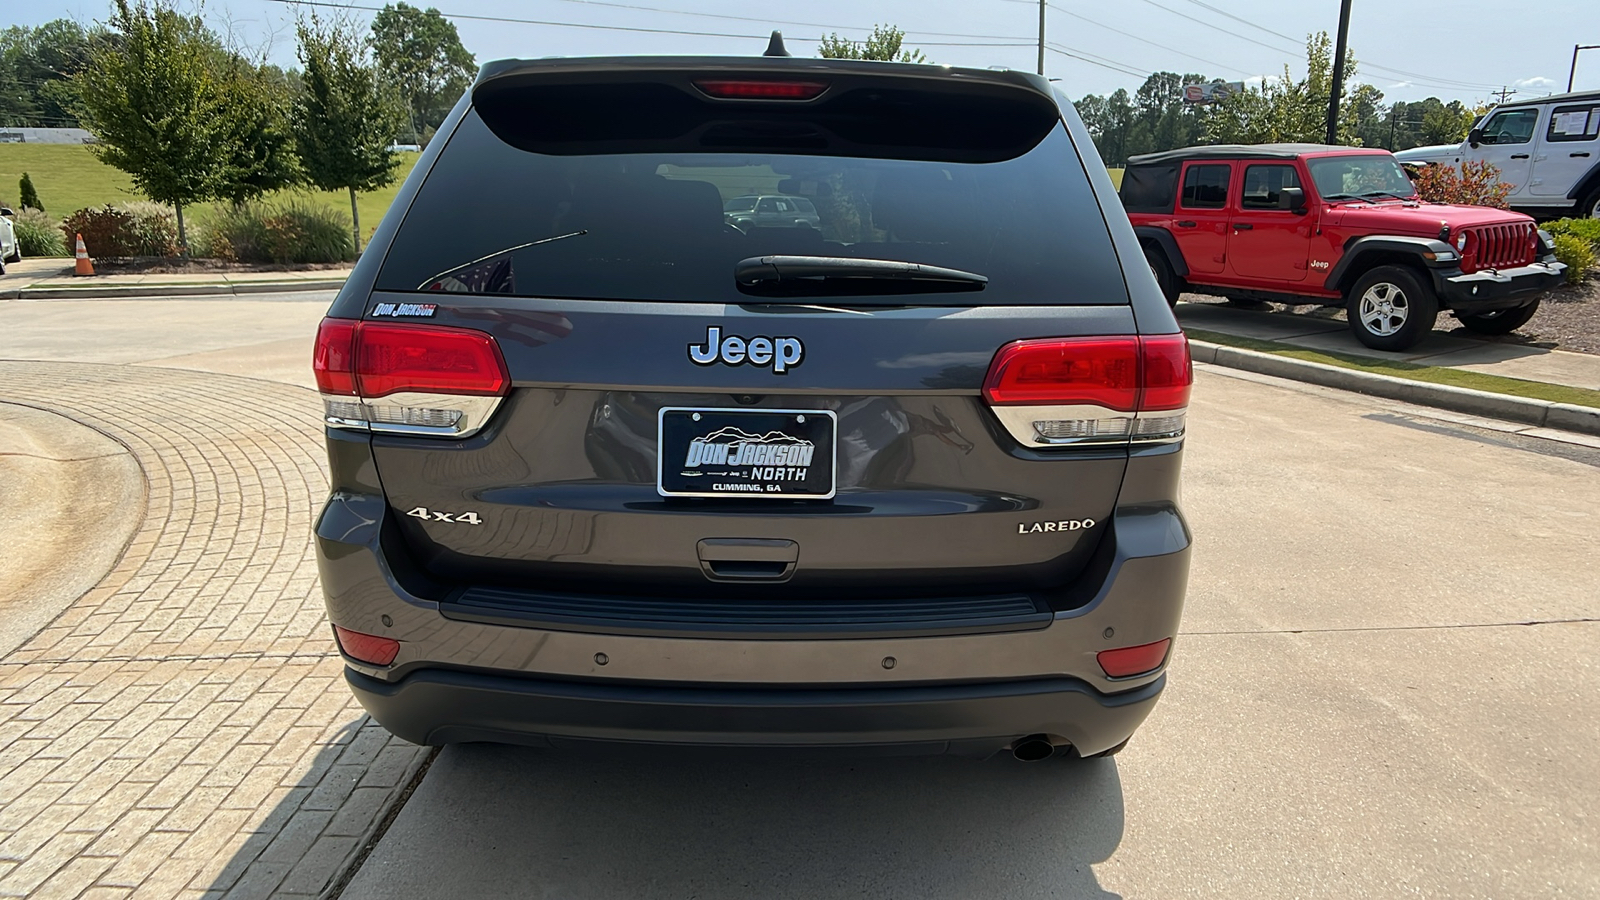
[406,506,482,525]
[689,326,803,374]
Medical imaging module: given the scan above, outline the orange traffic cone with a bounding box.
[74,233,94,276]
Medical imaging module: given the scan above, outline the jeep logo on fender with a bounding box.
[688,326,804,374]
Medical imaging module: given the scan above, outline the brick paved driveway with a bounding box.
[0,362,428,899]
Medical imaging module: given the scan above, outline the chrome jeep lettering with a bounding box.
[688,326,804,374]
[1017,519,1096,534]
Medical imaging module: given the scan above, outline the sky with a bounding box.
[10,0,1600,107]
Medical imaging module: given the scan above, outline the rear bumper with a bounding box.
[346,666,1164,756]
[1432,260,1566,310]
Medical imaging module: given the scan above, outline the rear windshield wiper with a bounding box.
[736,256,988,297]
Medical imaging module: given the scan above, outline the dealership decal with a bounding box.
[680,425,815,491]
[372,302,439,318]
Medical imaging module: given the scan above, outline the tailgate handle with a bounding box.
[697,538,798,582]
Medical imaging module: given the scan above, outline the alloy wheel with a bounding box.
[1359,283,1409,336]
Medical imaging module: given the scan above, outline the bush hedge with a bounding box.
[59,203,180,257]
[198,201,354,265]
[1544,218,1600,285]
[13,207,69,257]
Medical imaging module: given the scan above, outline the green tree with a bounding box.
[0,20,96,128]
[1204,32,1358,145]
[294,15,406,252]
[817,25,926,63]
[19,173,42,211]
[368,3,475,144]
[73,0,232,251]
[211,58,302,204]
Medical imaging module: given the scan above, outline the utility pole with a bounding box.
[1325,0,1353,145]
[1490,86,1518,104]
[1037,0,1046,76]
[1572,45,1600,92]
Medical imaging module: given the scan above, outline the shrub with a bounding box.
[59,203,180,257]
[1551,233,1595,285]
[13,208,69,257]
[199,200,354,264]
[1413,160,1512,209]
[1543,217,1600,249]
[19,173,42,212]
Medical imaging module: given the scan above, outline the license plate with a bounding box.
[657,407,837,499]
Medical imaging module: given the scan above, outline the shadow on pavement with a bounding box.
[339,743,1126,899]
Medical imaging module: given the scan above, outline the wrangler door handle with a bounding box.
[1176,220,1197,228]
[1510,153,1530,159]
[1233,223,1253,230]
[1574,152,1593,158]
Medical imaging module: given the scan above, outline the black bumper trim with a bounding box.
[346,667,1164,755]
[1432,261,1566,309]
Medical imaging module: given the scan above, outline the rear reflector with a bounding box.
[333,625,400,666]
[693,79,828,100]
[1097,639,1171,678]
[356,323,509,398]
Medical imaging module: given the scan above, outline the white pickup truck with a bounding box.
[1394,89,1600,219]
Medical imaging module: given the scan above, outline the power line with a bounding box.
[1173,0,1302,46]
[1044,43,1147,79]
[998,0,1258,77]
[265,0,1034,48]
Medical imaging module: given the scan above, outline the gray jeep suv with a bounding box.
[313,48,1193,761]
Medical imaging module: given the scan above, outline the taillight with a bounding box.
[982,334,1193,447]
[333,625,400,666]
[313,317,510,438]
[693,79,828,100]
[356,323,508,398]
[313,319,358,395]
[1097,639,1171,678]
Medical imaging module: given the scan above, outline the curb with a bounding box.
[1190,339,1600,438]
[1,277,347,300]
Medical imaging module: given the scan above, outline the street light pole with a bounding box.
[1038,0,1046,76]
[1571,45,1600,93]
[1325,0,1354,145]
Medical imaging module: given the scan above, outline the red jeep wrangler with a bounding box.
[1121,144,1567,350]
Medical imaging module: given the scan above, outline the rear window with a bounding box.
[1119,163,1178,213]
[375,105,1128,306]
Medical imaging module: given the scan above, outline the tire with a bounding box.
[1345,265,1439,351]
[1583,190,1600,220]
[1142,244,1181,307]
[1458,300,1540,335]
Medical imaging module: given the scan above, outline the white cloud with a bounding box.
[1512,76,1560,92]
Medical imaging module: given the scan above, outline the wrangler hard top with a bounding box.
[1122,143,1566,351]
[312,44,1193,760]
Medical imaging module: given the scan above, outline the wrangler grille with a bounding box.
[1463,223,1536,272]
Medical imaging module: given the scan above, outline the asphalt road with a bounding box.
[3,294,1596,898]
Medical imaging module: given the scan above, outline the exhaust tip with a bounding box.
[1011,735,1056,762]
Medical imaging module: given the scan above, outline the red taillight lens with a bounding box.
[333,625,400,666]
[982,334,1192,412]
[983,338,1141,410]
[1139,334,1193,411]
[313,318,359,395]
[1097,638,1171,678]
[693,79,828,100]
[355,323,509,398]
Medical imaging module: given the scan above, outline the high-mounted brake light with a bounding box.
[693,79,828,100]
[313,318,510,439]
[982,334,1193,447]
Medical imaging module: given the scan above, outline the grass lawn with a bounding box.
[1186,327,1600,410]
[0,144,422,252]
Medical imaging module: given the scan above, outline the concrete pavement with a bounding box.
[1,292,1596,897]
[0,261,349,300]
[344,364,1600,900]
[1177,300,1600,392]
